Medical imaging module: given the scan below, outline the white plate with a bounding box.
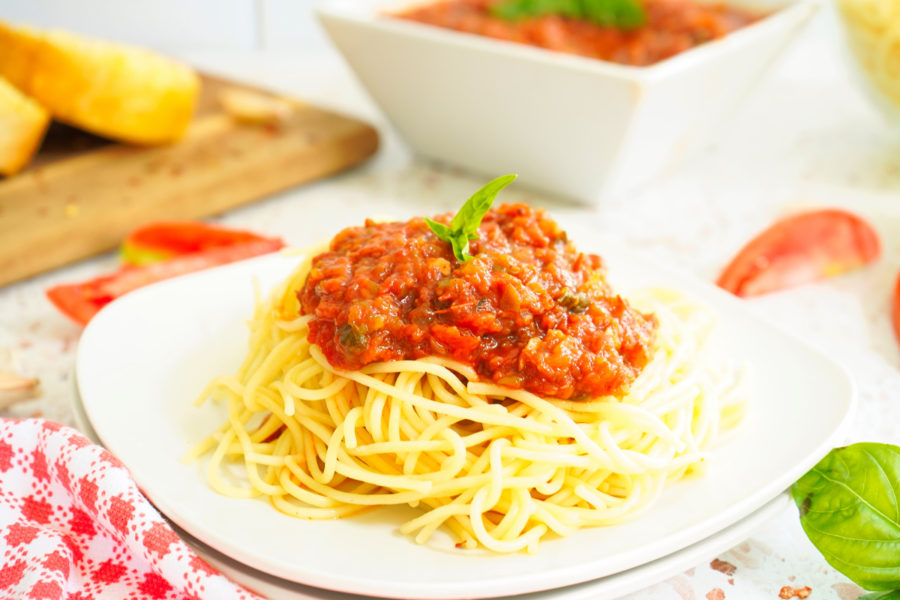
[72,376,791,600]
[76,247,855,600]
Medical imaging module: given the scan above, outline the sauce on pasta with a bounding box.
[393,0,763,66]
[298,203,656,400]
[188,191,749,553]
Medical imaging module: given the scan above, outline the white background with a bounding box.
[0,0,330,51]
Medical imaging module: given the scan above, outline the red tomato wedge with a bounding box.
[121,221,275,265]
[47,238,284,326]
[717,209,881,297]
[892,272,900,350]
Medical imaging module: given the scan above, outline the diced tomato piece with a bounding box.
[892,272,900,350]
[121,221,276,265]
[47,238,283,326]
[717,209,881,297]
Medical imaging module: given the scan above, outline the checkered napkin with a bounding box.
[0,419,262,600]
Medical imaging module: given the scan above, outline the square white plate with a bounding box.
[77,244,854,599]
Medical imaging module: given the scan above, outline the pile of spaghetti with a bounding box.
[186,197,746,553]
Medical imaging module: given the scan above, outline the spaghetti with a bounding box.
[185,248,747,553]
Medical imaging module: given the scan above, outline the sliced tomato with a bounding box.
[46,273,119,327]
[893,271,900,349]
[47,238,283,326]
[121,221,275,266]
[717,209,881,297]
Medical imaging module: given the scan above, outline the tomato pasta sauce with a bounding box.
[299,204,656,400]
[393,0,762,66]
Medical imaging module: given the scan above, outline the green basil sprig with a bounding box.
[426,174,516,262]
[490,0,647,30]
[792,443,900,593]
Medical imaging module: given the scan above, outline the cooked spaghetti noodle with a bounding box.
[185,251,747,553]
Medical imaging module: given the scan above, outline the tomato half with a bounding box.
[121,221,275,266]
[47,238,283,326]
[717,209,881,297]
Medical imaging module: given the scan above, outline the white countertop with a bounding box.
[2,5,899,599]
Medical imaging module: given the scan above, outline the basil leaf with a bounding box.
[860,592,900,600]
[792,443,900,592]
[425,218,451,238]
[583,0,646,28]
[493,0,576,20]
[450,230,474,262]
[490,0,646,30]
[450,174,517,240]
[426,175,516,262]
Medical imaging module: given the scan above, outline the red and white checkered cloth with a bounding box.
[0,419,262,600]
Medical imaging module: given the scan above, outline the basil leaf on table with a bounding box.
[426,174,516,262]
[490,0,647,30]
[792,443,900,592]
[860,592,900,600]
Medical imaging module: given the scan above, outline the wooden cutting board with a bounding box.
[0,74,379,287]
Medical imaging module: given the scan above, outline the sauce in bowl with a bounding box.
[394,0,763,66]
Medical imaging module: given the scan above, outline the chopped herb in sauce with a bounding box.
[559,289,591,313]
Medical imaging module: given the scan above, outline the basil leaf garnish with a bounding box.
[490,0,646,30]
[792,443,900,592]
[426,174,516,262]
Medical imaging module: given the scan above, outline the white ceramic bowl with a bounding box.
[317,0,817,202]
